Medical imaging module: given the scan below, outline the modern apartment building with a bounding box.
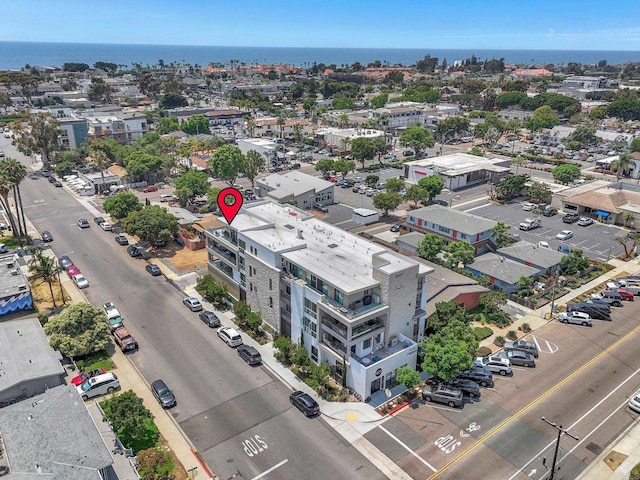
[205,201,431,399]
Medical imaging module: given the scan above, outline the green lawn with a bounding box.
[75,350,114,371]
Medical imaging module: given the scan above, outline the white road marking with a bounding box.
[251,459,289,480]
[463,203,493,213]
[380,425,437,472]
[507,363,640,480]
[532,336,558,354]
[22,202,49,208]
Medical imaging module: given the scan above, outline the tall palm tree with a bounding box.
[1,158,27,238]
[245,117,256,137]
[623,211,635,228]
[28,248,62,308]
[613,152,636,181]
[0,174,18,237]
[276,116,286,140]
[88,140,114,193]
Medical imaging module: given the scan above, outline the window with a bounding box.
[363,338,371,350]
[269,278,273,290]
[249,282,253,292]
[269,297,273,308]
[310,346,318,362]
[438,225,451,234]
[385,368,400,389]
[334,289,344,305]
[304,298,317,319]
[302,317,317,338]
[238,239,246,250]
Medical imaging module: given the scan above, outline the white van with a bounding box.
[76,372,120,400]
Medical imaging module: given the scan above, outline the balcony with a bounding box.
[321,334,347,356]
[212,228,238,247]
[351,334,417,368]
[207,241,237,266]
[209,259,234,280]
[320,317,347,340]
[320,295,387,321]
[351,319,384,340]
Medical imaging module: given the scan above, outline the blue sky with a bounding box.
[2,0,640,50]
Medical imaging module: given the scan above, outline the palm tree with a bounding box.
[28,248,62,308]
[338,113,349,128]
[1,158,27,238]
[88,140,114,193]
[0,174,18,236]
[246,117,256,137]
[614,153,636,181]
[276,116,286,140]
[623,211,636,228]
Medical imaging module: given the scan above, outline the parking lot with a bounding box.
[458,197,627,261]
[363,291,640,479]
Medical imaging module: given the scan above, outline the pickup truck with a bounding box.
[519,218,542,231]
[503,339,539,358]
[102,302,124,332]
[113,327,138,352]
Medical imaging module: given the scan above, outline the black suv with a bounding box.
[567,301,611,320]
[237,345,262,365]
[563,213,580,223]
[127,245,144,257]
[290,391,320,417]
[443,378,481,398]
[459,367,494,387]
[543,207,558,217]
[198,310,221,328]
[151,379,176,408]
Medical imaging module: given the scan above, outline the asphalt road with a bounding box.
[364,290,640,480]
[0,136,385,480]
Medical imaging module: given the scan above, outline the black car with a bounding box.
[459,367,494,387]
[59,255,73,270]
[543,207,558,217]
[567,301,611,320]
[443,378,481,398]
[127,245,143,257]
[352,186,360,193]
[41,230,53,242]
[237,345,262,365]
[151,379,176,408]
[115,235,129,246]
[290,391,320,417]
[54,181,63,187]
[563,213,580,223]
[94,216,105,225]
[145,264,161,276]
[390,224,400,232]
[47,176,56,183]
[198,310,220,328]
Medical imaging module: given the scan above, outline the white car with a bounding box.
[577,217,594,226]
[629,390,640,413]
[217,326,243,347]
[522,202,536,211]
[538,241,550,249]
[556,230,574,240]
[72,274,89,289]
[556,311,592,326]
[475,355,512,376]
[100,222,112,231]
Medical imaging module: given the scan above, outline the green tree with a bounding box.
[242,150,265,187]
[372,192,402,216]
[333,158,355,179]
[103,192,143,220]
[631,138,640,153]
[613,152,636,181]
[418,175,445,202]
[233,301,251,323]
[1,158,28,237]
[181,114,210,135]
[426,301,469,333]
[315,158,336,179]
[491,221,511,248]
[159,92,188,109]
[385,177,405,193]
[421,319,478,380]
[399,124,435,158]
[44,303,111,357]
[436,116,470,139]
[396,365,421,388]
[444,241,475,268]
[175,170,209,203]
[101,391,158,453]
[87,77,113,103]
[365,175,379,187]
[552,163,581,184]
[527,181,552,203]
[246,311,262,332]
[155,117,180,134]
[370,93,388,108]
[273,336,294,365]
[560,248,590,274]
[525,105,560,132]
[210,145,245,186]
[195,274,229,308]
[479,290,507,313]
[124,151,163,180]
[291,344,310,368]
[88,138,116,193]
[350,137,376,168]
[121,205,179,244]
[28,248,63,307]
[417,233,445,261]
[468,146,484,157]
[11,112,60,169]
[495,174,528,200]
[405,184,427,207]
[136,448,174,480]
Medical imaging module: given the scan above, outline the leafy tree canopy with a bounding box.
[175,170,210,199]
[196,274,230,308]
[445,241,475,268]
[210,145,245,186]
[421,319,478,380]
[181,114,210,135]
[560,248,590,275]
[552,163,581,184]
[417,233,445,262]
[44,303,111,357]
[396,365,421,388]
[103,191,143,220]
[399,124,436,156]
[121,205,179,243]
[417,175,445,201]
[372,192,402,216]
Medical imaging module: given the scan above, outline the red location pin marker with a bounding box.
[217,187,243,225]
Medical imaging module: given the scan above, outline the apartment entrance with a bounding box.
[371,377,382,394]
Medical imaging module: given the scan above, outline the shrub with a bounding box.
[506,330,518,341]
[520,322,532,333]
[273,336,294,366]
[137,447,174,480]
[476,346,493,357]
[473,326,493,341]
[630,462,640,480]
[494,335,505,347]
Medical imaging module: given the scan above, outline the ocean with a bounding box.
[1,41,640,71]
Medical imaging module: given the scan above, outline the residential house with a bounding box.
[204,201,431,400]
[405,204,498,254]
[255,171,334,209]
[205,108,245,126]
[373,102,425,132]
[403,153,511,191]
[85,112,148,143]
[0,254,33,317]
[0,384,113,479]
[0,317,65,404]
[237,138,278,162]
[496,241,565,275]
[465,253,540,293]
[252,117,312,138]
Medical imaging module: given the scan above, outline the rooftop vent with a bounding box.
[328,244,338,249]
[297,230,304,239]
[284,224,295,230]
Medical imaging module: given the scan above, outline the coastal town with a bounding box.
[2,53,640,480]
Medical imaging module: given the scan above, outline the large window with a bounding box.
[304,298,317,319]
[333,289,344,305]
[307,274,328,295]
[302,317,317,338]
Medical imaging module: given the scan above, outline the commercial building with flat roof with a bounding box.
[205,200,431,399]
[256,171,334,208]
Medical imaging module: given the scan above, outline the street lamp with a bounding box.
[541,417,579,480]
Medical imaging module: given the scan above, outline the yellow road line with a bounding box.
[427,323,640,480]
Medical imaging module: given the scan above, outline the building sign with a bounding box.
[375,368,382,377]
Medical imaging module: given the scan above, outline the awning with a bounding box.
[596,210,610,217]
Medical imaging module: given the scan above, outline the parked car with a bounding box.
[567,301,611,320]
[183,296,203,312]
[442,378,480,398]
[556,230,574,240]
[475,355,512,376]
[102,302,125,331]
[590,291,623,306]
[151,379,176,408]
[503,339,539,358]
[542,207,558,217]
[115,235,129,245]
[422,384,464,408]
[577,217,594,226]
[522,202,536,211]
[54,181,62,187]
[67,265,80,277]
[290,390,320,416]
[76,218,90,229]
[237,345,262,365]
[198,310,221,328]
[562,213,580,223]
[41,230,53,242]
[313,203,329,213]
[538,241,550,249]
[145,264,162,276]
[71,368,107,386]
[217,326,243,347]
[459,367,494,387]
[76,373,120,401]
[142,185,158,192]
[59,256,73,270]
[93,216,105,225]
[100,221,112,231]
[72,274,89,289]
[113,327,138,352]
[402,150,414,157]
[390,224,401,232]
[497,350,536,367]
[556,311,593,326]
[629,390,640,413]
[127,245,144,257]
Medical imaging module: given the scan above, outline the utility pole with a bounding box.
[541,417,579,480]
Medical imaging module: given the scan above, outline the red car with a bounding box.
[71,368,106,386]
[67,265,80,277]
[614,288,634,301]
[143,185,158,193]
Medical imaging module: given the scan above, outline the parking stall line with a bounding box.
[379,425,437,472]
[251,459,289,480]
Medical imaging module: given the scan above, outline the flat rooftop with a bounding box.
[258,171,333,197]
[234,202,425,294]
[405,152,510,176]
[0,254,30,298]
